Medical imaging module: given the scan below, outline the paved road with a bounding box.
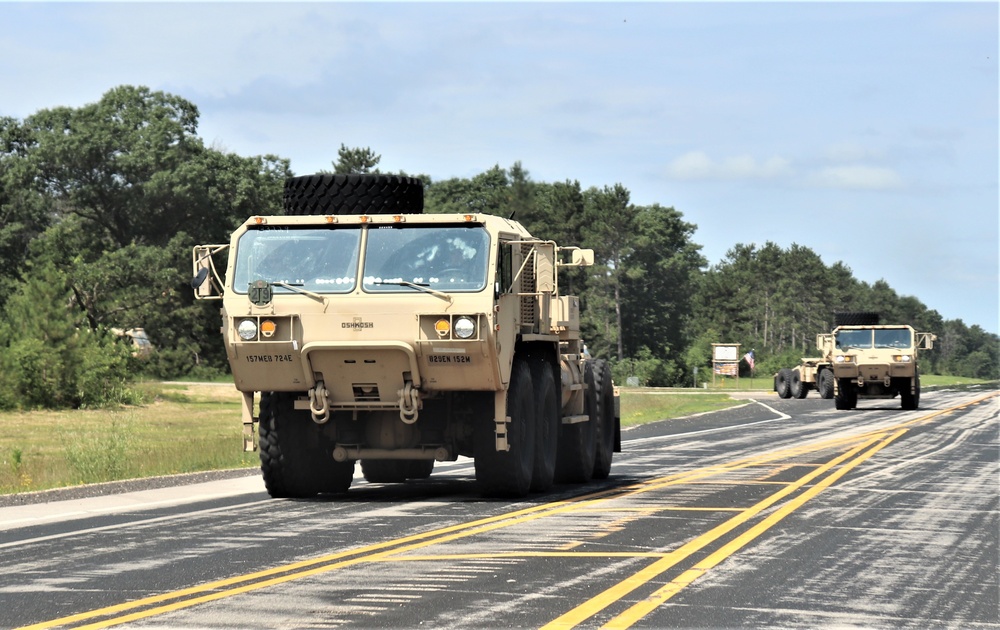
[1,387,996,629]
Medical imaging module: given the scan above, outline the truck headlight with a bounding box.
[454,316,476,339]
[893,354,912,362]
[237,319,258,341]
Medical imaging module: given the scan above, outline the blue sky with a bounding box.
[2,2,997,333]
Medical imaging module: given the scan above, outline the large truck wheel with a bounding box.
[529,357,559,493]
[790,370,807,399]
[406,459,435,480]
[555,361,598,483]
[775,369,792,398]
[283,174,424,216]
[900,373,920,410]
[592,359,616,480]
[474,359,536,497]
[361,460,409,483]
[834,379,857,411]
[818,369,834,399]
[259,392,354,498]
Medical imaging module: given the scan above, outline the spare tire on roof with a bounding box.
[283,174,424,216]
[834,311,881,327]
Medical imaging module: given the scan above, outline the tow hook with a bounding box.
[398,381,420,424]
[309,381,331,424]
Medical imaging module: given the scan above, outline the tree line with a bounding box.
[0,86,994,408]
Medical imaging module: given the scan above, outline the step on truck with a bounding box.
[191,174,620,498]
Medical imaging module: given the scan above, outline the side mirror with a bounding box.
[572,249,594,266]
[916,332,936,350]
[191,245,227,299]
[191,267,209,289]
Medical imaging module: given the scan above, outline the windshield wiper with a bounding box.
[271,281,328,304]
[373,280,453,303]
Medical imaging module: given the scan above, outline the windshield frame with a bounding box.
[231,226,362,295]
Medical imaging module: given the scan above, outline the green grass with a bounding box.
[920,374,995,388]
[0,383,257,495]
[620,390,744,426]
[1,376,992,495]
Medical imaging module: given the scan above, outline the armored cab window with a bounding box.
[874,328,912,348]
[232,227,362,294]
[362,225,491,293]
[835,329,873,350]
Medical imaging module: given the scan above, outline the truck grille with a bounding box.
[520,244,537,328]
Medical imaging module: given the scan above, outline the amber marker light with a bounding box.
[260,319,277,338]
[253,217,266,225]
[325,216,337,224]
[434,318,451,337]
[393,215,405,223]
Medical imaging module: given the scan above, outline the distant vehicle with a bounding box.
[112,327,153,358]
[775,312,935,410]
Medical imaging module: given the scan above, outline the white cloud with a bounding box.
[664,151,791,181]
[806,165,904,190]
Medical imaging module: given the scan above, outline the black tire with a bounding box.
[360,459,408,483]
[901,373,920,410]
[529,357,559,493]
[775,369,792,399]
[791,370,807,399]
[592,359,616,480]
[555,361,598,484]
[406,459,435,480]
[818,369,834,399]
[834,311,881,327]
[834,378,857,411]
[474,359,535,497]
[258,392,354,498]
[283,174,424,216]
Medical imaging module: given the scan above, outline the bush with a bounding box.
[1,338,65,408]
[611,347,680,387]
[0,263,143,410]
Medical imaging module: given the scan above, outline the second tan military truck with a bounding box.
[829,322,935,410]
[192,174,619,498]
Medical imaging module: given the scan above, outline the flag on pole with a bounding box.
[742,350,755,370]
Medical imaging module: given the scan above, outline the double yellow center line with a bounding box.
[21,392,995,630]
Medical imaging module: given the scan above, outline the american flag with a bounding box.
[742,350,755,370]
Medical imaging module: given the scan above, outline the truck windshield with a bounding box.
[835,329,872,350]
[232,227,362,294]
[362,225,490,293]
[874,328,912,348]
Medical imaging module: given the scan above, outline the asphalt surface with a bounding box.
[1,386,996,629]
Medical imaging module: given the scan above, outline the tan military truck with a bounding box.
[192,174,619,498]
[774,345,835,400]
[826,313,935,410]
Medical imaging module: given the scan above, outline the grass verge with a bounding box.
[0,382,257,495]
[1,376,992,495]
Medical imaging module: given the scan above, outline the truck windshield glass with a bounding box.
[835,329,872,350]
[874,328,912,348]
[363,225,490,293]
[232,227,361,294]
